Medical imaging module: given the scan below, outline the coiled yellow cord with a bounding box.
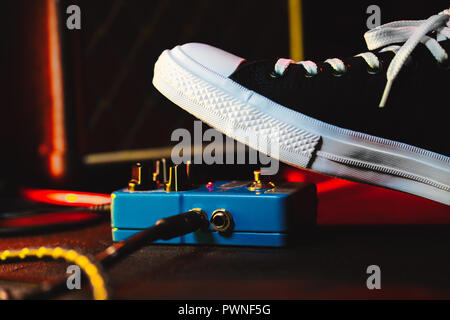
[0,247,109,300]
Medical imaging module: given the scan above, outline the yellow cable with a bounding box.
[288,0,304,61]
[0,247,109,300]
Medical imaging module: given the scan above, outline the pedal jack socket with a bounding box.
[210,209,234,233]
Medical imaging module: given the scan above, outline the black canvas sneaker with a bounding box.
[153,10,450,205]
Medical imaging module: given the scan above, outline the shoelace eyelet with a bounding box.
[269,71,281,79]
[367,61,382,75]
[367,66,380,75]
[331,69,346,77]
[330,64,348,77]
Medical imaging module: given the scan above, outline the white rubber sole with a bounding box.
[153,46,450,205]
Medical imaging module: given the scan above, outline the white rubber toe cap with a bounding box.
[178,43,245,78]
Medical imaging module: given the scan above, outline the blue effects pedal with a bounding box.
[111,162,317,247]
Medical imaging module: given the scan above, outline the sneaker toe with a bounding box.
[178,43,245,77]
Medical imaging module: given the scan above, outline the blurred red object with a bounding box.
[283,167,450,225]
[21,188,110,207]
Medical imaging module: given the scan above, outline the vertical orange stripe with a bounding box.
[47,0,66,178]
[288,0,304,61]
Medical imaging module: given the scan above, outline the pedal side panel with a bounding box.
[112,229,285,247]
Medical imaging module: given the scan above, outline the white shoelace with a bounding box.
[273,9,450,107]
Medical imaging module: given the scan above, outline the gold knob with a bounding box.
[254,170,261,183]
[248,170,275,191]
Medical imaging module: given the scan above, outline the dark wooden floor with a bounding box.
[2,220,450,300]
